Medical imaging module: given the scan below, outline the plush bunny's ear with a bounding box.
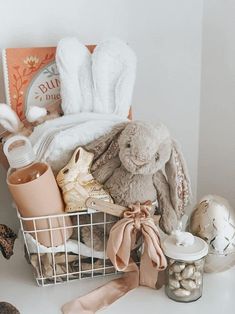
[84,122,128,171]
[56,37,93,114]
[165,139,192,219]
[0,104,23,133]
[92,38,136,117]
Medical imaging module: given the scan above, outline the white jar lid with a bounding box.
[3,135,36,169]
[162,232,208,261]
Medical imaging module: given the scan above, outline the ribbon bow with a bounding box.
[124,202,151,229]
[62,201,167,314]
[107,201,167,288]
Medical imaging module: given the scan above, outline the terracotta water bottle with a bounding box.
[4,135,73,247]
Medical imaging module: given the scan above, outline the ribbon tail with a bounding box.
[62,262,139,314]
[139,221,167,289]
[140,248,158,289]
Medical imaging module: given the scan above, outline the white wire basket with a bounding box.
[18,209,141,286]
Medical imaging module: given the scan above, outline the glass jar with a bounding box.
[162,232,208,302]
[165,257,205,302]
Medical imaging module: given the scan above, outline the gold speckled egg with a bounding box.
[188,195,235,272]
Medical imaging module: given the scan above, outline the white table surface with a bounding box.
[1,239,235,314]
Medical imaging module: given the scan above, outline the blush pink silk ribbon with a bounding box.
[62,201,167,314]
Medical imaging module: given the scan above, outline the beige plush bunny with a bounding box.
[85,121,191,234]
[56,146,113,212]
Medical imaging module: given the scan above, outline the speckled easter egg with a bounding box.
[188,195,235,272]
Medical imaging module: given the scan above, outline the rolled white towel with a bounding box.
[24,233,106,259]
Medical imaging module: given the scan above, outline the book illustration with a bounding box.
[25,61,60,111]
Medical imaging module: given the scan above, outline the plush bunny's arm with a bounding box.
[153,170,178,234]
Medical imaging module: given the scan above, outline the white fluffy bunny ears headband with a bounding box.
[0,38,137,135]
[56,37,137,117]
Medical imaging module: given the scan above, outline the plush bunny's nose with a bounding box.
[132,156,150,166]
[132,159,146,166]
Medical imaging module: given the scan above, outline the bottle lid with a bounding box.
[162,231,208,261]
[3,135,36,169]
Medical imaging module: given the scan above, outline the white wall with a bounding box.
[0,0,203,231]
[198,0,235,207]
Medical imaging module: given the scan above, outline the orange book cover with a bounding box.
[2,47,60,120]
